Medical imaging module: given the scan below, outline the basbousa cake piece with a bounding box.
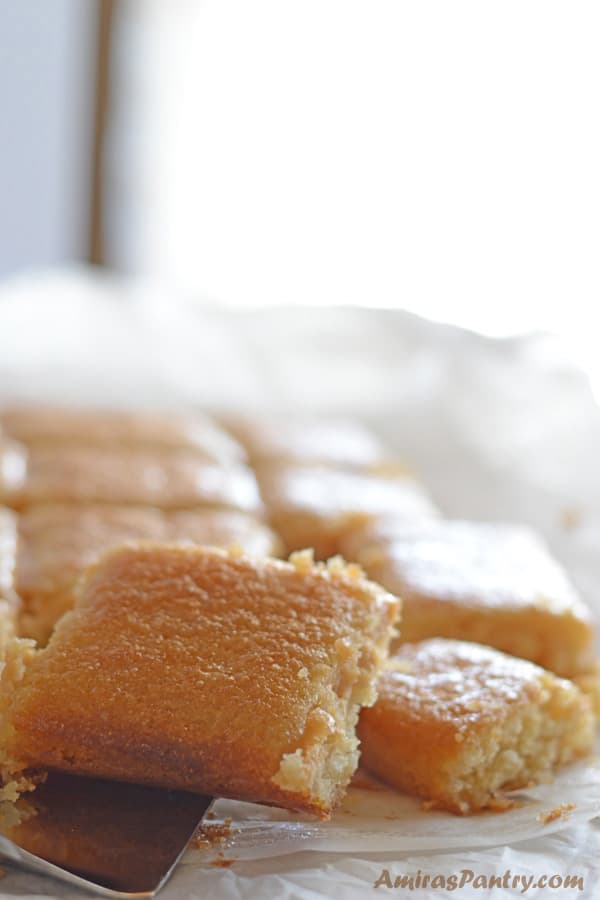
[5,445,263,514]
[16,504,284,644]
[223,414,387,468]
[0,405,246,462]
[353,520,595,678]
[1,545,399,818]
[358,639,594,814]
[257,461,438,559]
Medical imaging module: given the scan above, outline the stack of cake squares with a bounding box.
[0,406,596,817]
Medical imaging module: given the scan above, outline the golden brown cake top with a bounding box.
[6,446,263,513]
[0,405,245,462]
[361,520,591,619]
[224,415,386,467]
[16,503,283,601]
[258,462,438,520]
[374,639,570,735]
[6,545,399,815]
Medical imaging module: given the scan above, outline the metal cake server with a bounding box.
[0,772,213,897]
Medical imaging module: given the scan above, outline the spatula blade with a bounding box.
[0,772,213,897]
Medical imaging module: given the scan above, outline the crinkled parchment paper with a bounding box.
[0,269,599,898]
[187,754,600,862]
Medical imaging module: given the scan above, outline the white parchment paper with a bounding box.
[0,268,599,898]
[187,754,600,862]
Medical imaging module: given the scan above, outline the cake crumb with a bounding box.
[191,818,234,849]
[210,852,236,868]
[560,508,582,531]
[189,836,211,850]
[537,803,576,824]
[386,658,413,674]
[289,549,315,573]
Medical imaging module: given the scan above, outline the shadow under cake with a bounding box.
[0,545,399,818]
[358,638,594,814]
[15,503,284,644]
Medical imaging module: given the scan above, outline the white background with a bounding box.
[107,2,600,334]
[1,2,599,384]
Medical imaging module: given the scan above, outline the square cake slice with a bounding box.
[358,639,594,815]
[223,414,387,468]
[0,405,245,462]
[16,504,284,644]
[353,520,595,678]
[257,462,438,559]
[1,545,399,817]
[5,446,263,514]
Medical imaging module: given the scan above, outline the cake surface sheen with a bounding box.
[258,462,438,559]
[351,520,595,678]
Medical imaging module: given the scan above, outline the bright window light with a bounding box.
[106,0,600,390]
